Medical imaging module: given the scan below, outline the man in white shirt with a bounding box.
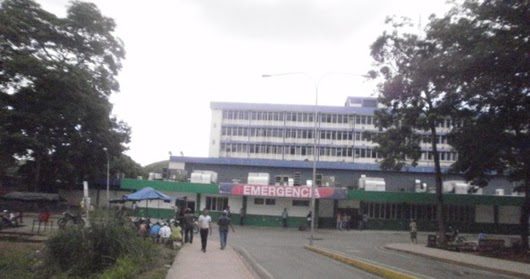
[198,209,212,252]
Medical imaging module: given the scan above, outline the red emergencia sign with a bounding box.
[219,183,347,200]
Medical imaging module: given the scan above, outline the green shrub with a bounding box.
[98,256,138,279]
[43,210,157,278]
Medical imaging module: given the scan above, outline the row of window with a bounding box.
[360,202,474,222]
[203,196,310,212]
[220,142,457,161]
[205,197,229,212]
[221,127,375,141]
[421,135,449,145]
[436,119,462,128]
[223,110,464,129]
[254,198,309,207]
[222,110,375,125]
[220,143,381,158]
[422,151,459,161]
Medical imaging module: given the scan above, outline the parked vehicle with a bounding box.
[57,211,85,228]
[0,210,18,230]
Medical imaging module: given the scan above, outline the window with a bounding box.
[292,200,310,206]
[254,198,264,205]
[205,196,228,211]
[265,198,276,205]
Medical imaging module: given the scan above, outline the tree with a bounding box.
[112,154,146,179]
[0,0,128,191]
[428,0,530,251]
[369,17,455,244]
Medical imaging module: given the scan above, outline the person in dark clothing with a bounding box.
[183,208,195,244]
[217,211,235,249]
[306,211,312,228]
[239,207,246,226]
[281,208,288,228]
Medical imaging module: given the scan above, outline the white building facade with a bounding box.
[209,97,457,168]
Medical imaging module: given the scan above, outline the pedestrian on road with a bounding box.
[183,208,195,244]
[361,213,368,230]
[217,211,235,249]
[198,208,212,252]
[409,219,417,244]
[225,205,231,217]
[306,211,312,228]
[239,207,246,226]
[342,213,350,231]
[336,212,342,230]
[281,208,288,228]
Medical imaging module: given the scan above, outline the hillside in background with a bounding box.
[143,160,169,174]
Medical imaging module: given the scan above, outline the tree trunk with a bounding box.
[430,124,446,245]
[521,175,529,251]
[33,157,41,192]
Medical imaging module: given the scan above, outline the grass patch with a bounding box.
[0,241,42,279]
[136,245,177,279]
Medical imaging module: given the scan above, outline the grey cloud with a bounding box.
[187,0,389,42]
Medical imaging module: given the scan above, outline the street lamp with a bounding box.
[263,72,365,246]
[262,72,321,246]
[103,147,110,208]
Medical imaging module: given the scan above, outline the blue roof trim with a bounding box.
[170,156,447,174]
[210,102,376,115]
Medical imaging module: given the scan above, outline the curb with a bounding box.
[384,245,530,279]
[304,245,418,279]
[233,245,274,279]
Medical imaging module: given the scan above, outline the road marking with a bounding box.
[306,245,425,279]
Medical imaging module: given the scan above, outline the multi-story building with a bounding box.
[209,97,457,168]
[127,96,521,232]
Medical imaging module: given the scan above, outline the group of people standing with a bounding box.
[336,212,368,231]
[136,219,182,248]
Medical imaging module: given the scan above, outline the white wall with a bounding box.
[475,205,494,223]
[498,206,520,224]
[319,199,334,217]
[338,199,360,208]
[209,109,222,157]
[168,161,185,170]
[246,197,309,217]
[228,196,243,212]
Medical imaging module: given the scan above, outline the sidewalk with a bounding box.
[385,243,530,278]
[166,239,257,279]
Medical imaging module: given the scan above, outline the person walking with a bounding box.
[306,211,312,228]
[239,207,246,226]
[336,212,342,231]
[198,209,212,252]
[409,219,418,244]
[183,208,195,244]
[281,208,288,228]
[217,211,235,250]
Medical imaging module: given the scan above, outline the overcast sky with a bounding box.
[39,0,450,166]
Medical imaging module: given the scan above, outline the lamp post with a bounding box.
[263,72,365,246]
[262,72,321,246]
[103,147,110,208]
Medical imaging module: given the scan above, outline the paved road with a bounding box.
[227,226,520,279]
[227,227,380,279]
